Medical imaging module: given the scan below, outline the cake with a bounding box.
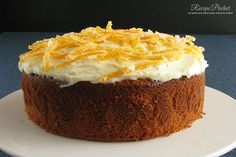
[18,21,208,141]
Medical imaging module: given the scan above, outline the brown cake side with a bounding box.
[22,72,205,141]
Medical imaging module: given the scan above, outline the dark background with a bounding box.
[2,0,236,34]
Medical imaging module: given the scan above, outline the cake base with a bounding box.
[22,73,205,141]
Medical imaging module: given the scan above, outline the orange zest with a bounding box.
[100,67,131,83]
[19,21,205,82]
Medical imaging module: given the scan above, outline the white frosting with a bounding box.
[18,25,208,87]
[19,53,208,87]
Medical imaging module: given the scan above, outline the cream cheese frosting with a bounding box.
[18,21,208,87]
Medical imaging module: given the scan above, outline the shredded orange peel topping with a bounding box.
[19,21,205,83]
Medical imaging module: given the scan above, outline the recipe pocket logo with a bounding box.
[187,2,234,15]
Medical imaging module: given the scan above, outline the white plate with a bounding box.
[0,87,236,157]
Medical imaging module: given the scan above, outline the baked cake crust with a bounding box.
[22,72,205,141]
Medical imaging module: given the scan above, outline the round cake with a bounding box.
[18,21,208,141]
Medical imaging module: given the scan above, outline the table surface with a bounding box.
[0,32,235,157]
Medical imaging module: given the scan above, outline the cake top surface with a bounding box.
[19,21,208,86]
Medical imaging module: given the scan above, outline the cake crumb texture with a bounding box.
[22,73,205,141]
